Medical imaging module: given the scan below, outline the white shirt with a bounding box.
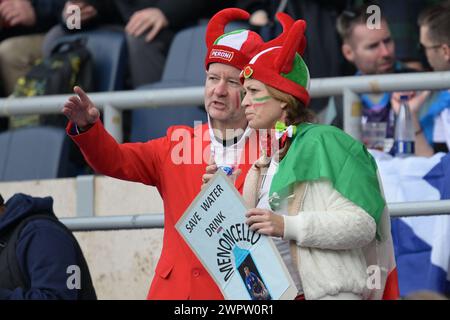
[207,116,253,169]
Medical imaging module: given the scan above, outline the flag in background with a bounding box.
[373,151,450,297]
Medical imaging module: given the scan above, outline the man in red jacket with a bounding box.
[62,8,264,299]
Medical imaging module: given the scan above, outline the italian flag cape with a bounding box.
[269,123,399,300]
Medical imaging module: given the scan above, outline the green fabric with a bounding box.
[281,55,309,88]
[269,123,385,225]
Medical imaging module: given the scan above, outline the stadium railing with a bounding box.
[2,71,449,143]
[1,71,450,231]
[60,200,450,231]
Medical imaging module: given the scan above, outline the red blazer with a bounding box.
[68,120,259,299]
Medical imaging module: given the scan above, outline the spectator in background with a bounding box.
[43,0,237,89]
[0,193,97,300]
[43,0,238,144]
[336,2,428,152]
[0,0,65,131]
[375,0,444,72]
[413,1,450,155]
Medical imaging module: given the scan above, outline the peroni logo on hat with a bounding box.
[209,49,234,62]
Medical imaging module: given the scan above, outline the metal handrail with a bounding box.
[2,71,449,142]
[2,71,449,231]
[2,72,450,115]
[62,200,450,232]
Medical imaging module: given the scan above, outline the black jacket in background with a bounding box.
[77,0,236,31]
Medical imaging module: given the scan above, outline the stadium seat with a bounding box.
[130,22,247,142]
[0,126,69,182]
[49,30,127,92]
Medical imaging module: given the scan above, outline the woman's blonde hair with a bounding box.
[266,85,315,126]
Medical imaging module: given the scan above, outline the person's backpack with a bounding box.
[0,213,97,300]
[14,37,93,96]
[10,38,94,128]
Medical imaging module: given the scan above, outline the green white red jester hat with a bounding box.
[240,19,311,107]
[205,8,263,70]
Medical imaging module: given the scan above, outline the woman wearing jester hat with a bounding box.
[240,18,399,300]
